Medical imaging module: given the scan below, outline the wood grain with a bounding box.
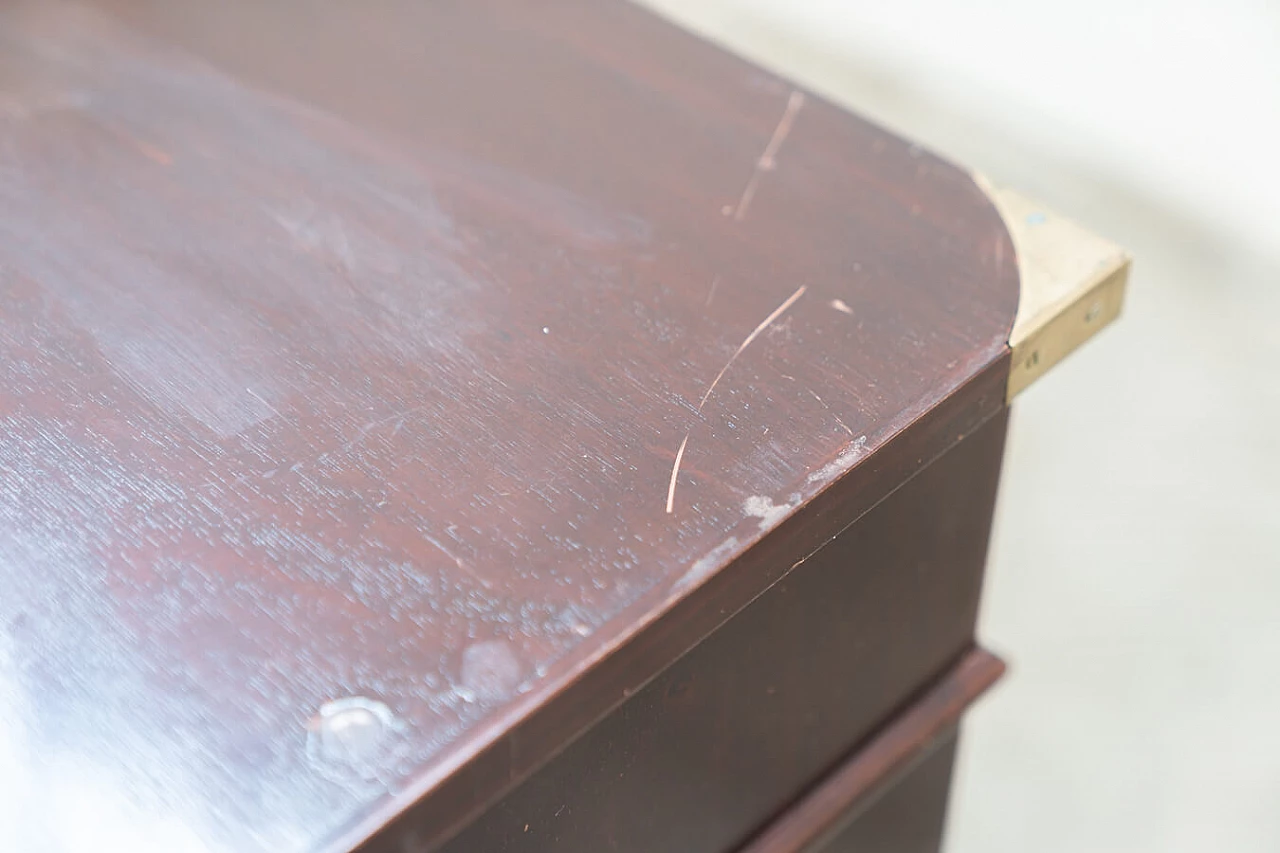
[0,2,1019,851]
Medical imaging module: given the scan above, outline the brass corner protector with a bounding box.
[975,174,1131,401]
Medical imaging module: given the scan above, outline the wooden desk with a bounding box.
[0,3,1125,851]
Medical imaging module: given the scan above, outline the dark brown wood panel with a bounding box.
[437,418,1007,853]
[0,3,1019,851]
[818,735,959,853]
[742,651,1003,853]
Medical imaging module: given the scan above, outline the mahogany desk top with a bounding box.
[0,2,1124,851]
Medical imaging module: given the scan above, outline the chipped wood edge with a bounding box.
[974,174,1131,400]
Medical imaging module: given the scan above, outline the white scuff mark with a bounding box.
[830,298,854,315]
[743,494,795,530]
[806,435,869,485]
[672,536,741,592]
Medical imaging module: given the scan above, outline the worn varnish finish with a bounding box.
[0,3,1019,852]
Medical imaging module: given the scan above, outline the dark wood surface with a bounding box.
[438,414,1007,853]
[816,734,959,853]
[0,2,1019,851]
[741,650,1004,853]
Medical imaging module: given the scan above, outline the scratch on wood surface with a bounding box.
[698,285,806,411]
[136,140,172,166]
[667,285,807,513]
[704,274,721,307]
[729,90,805,222]
[244,387,280,420]
[422,531,490,590]
[249,405,424,482]
[806,387,854,436]
[665,434,689,514]
[99,117,173,166]
[338,406,426,456]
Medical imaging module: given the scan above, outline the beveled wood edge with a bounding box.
[974,174,1131,400]
[737,647,1005,853]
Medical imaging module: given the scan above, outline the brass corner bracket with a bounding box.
[976,175,1131,400]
